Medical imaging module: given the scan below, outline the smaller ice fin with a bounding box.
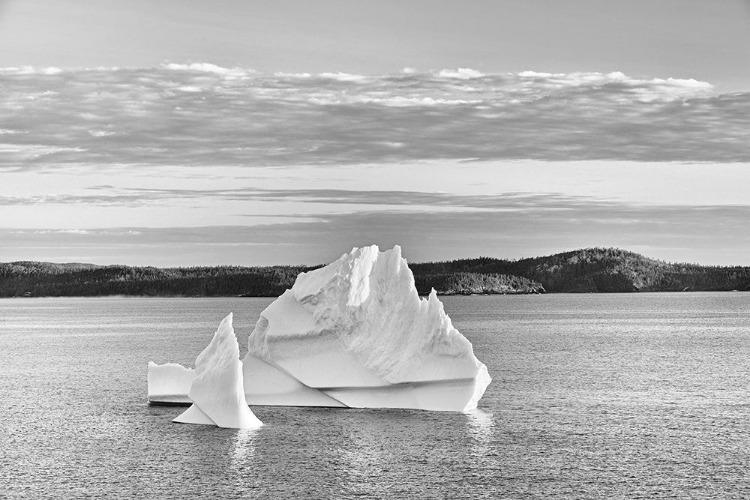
[176,313,263,429]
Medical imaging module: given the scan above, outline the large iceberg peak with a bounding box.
[293,244,395,308]
[245,244,491,411]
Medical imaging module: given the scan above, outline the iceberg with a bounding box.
[148,245,491,412]
[173,313,263,429]
[244,245,491,411]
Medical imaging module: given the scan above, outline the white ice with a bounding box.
[149,245,491,412]
[147,362,193,405]
[173,313,263,428]
[242,353,346,407]
[244,245,491,411]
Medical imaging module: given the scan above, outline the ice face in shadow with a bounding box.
[174,313,263,429]
[242,353,347,407]
[243,245,491,411]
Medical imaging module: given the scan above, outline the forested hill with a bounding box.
[1,260,542,297]
[0,262,317,298]
[410,248,750,293]
[2,248,749,297]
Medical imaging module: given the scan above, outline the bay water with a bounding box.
[1,293,749,498]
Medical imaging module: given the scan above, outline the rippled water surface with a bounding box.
[2,293,749,498]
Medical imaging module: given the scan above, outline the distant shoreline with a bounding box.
[3,289,746,300]
[2,247,749,298]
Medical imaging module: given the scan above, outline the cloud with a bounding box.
[0,65,747,170]
[437,68,485,79]
[0,143,87,161]
[162,62,249,77]
[10,229,141,235]
[0,186,593,212]
[88,130,115,137]
[318,72,369,82]
[0,66,63,75]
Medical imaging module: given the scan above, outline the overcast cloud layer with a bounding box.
[2,64,749,169]
[3,64,750,266]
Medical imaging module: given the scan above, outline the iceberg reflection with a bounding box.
[466,409,494,442]
[231,427,261,464]
[466,409,496,462]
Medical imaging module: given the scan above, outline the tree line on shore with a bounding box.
[0,262,313,298]
[2,247,749,297]
[410,247,750,293]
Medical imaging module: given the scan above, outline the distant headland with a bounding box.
[2,247,749,298]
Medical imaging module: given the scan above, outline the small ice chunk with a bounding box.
[147,362,194,404]
[174,313,262,429]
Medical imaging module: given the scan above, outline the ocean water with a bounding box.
[1,293,749,498]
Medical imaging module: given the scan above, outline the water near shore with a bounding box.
[2,293,749,498]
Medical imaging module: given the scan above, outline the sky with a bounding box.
[1,0,749,267]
